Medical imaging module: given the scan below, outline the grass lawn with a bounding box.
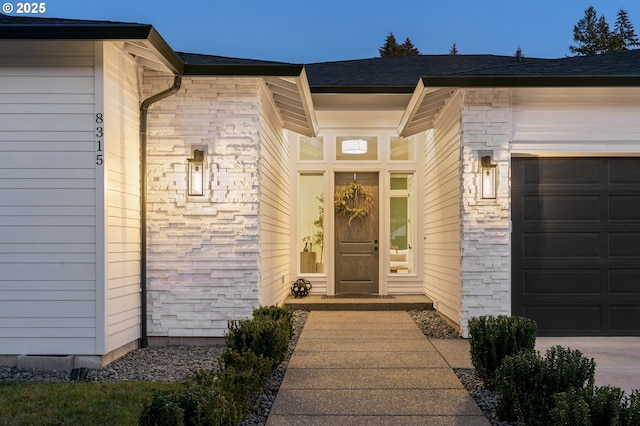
[0,381,182,426]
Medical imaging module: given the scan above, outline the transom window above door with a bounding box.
[336,136,378,161]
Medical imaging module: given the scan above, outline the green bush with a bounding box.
[495,350,547,422]
[589,385,626,425]
[225,316,291,368]
[544,345,596,393]
[253,305,293,323]
[215,348,274,410]
[550,389,591,426]
[140,308,296,425]
[139,390,186,426]
[468,315,537,388]
[551,386,640,426]
[627,390,640,426]
[139,387,239,426]
[495,345,595,425]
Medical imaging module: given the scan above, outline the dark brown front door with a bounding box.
[335,172,379,294]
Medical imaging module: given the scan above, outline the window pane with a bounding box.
[390,173,414,274]
[336,136,378,161]
[299,174,324,273]
[390,136,414,161]
[300,136,323,161]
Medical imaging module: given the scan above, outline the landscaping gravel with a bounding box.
[0,309,510,425]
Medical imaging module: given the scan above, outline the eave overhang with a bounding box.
[0,16,318,136]
[264,69,319,137]
[398,75,640,137]
[0,21,184,74]
[183,63,317,137]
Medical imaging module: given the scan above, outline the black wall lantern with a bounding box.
[187,149,205,196]
[480,153,497,199]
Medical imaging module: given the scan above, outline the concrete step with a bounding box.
[283,294,433,311]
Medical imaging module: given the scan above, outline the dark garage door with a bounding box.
[512,157,640,336]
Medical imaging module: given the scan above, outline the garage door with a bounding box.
[512,157,640,336]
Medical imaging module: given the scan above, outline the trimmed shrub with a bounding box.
[550,389,591,426]
[589,385,626,425]
[139,390,186,426]
[253,305,294,340]
[544,345,596,393]
[215,348,274,410]
[225,316,291,368]
[139,387,240,426]
[495,350,547,422]
[468,315,537,388]
[253,305,293,323]
[628,390,640,426]
[495,345,595,426]
[140,308,296,425]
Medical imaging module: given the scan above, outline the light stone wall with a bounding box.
[459,88,512,335]
[144,73,262,337]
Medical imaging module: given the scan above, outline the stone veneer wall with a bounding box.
[144,73,262,338]
[459,88,511,336]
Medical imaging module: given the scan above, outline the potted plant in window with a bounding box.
[313,194,324,272]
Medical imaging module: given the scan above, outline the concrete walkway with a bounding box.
[266,311,489,425]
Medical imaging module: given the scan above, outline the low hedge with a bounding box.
[468,315,537,389]
[495,345,595,425]
[139,305,292,426]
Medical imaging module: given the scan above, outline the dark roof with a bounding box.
[306,50,640,92]
[0,12,154,39]
[419,49,640,88]
[305,55,548,92]
[3,13,640,89]
[177,52,303,76]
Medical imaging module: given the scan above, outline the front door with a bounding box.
[334,172,379,294]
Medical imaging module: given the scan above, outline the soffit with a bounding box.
[264,69,318,137]
[397,79,455,137]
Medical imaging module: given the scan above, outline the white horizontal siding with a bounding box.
[258,86,292,307]
[102,42,142,352]
[512,87,640,154]
[0,40,97,355]
[423,94,463,326]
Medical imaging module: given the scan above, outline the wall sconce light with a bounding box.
[342,138,367,154]
[187,149,205,196]
[480,153,497,199]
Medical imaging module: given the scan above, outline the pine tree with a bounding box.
[449,43,458,55]
[612,8,640,51]
[379,33,401,57]
[569,6,605,55]
[400,37,420,55]
[379,33,420,57]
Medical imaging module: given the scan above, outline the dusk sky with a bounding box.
[4,0,640,63]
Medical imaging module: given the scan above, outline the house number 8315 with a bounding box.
[96,113,104,165]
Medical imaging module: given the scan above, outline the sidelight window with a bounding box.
[389,173,414,274]
[299,174,324,273]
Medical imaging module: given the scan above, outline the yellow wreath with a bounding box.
[334,182,374,225]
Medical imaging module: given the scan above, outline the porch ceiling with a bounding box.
[264,71,319,137]
[397,79,454,137]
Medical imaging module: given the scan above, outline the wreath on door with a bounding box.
[334,182,374,225]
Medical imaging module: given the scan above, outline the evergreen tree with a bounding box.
[612,8,640,50]
[569,6,606,55]
[400,37,420,55]
[379,33,401,57]
[449,43,458,55]
[379,32,420,57]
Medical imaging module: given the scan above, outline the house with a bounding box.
[1,13,640,367]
